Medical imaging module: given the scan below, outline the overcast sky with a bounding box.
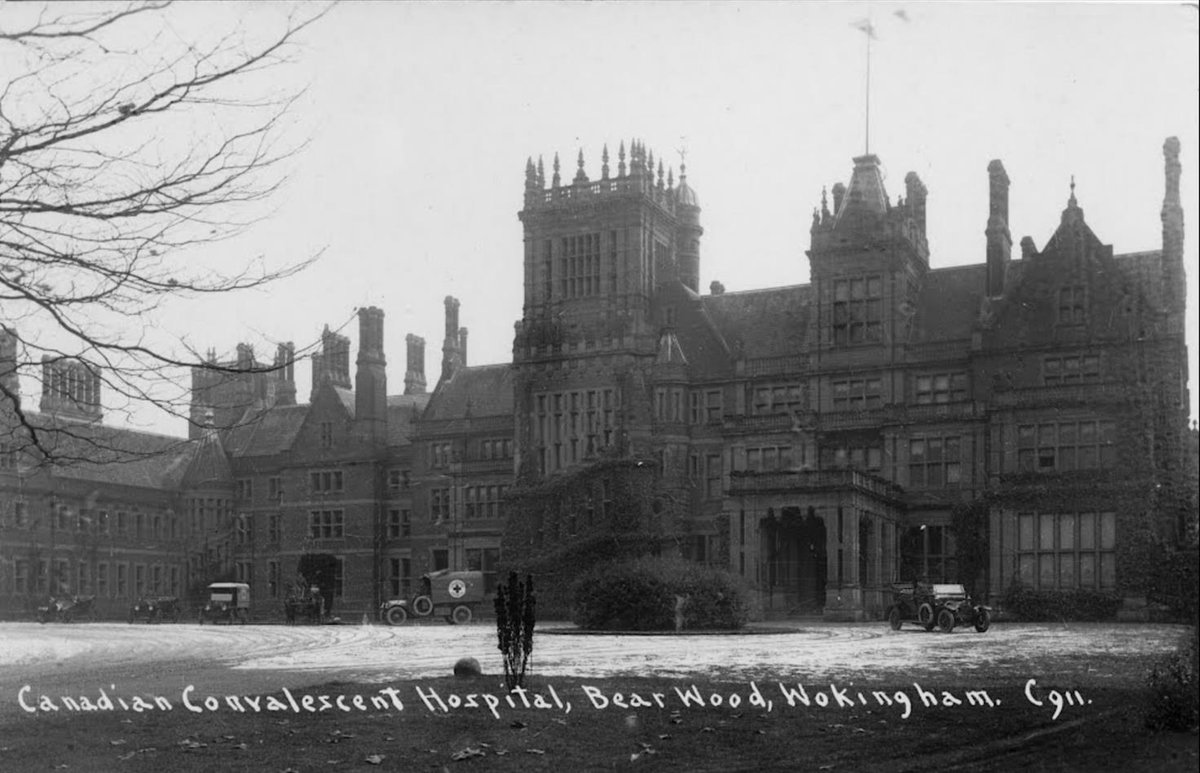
[17,1,1200,432]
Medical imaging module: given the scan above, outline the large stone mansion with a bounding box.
[1,137,1192,621]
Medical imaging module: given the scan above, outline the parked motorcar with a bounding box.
[886,582,991,633]
[380,570,485,626]
[37,594,98,624]
[199,582,250,625]
[129,596,182,623]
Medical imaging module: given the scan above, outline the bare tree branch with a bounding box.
[0,2,334,462]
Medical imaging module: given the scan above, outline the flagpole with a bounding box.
[865,8,872,155]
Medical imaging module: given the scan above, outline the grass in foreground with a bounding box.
[2,676,1196,772]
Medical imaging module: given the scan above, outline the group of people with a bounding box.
[283,576,326,624]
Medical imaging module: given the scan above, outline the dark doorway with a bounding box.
[763,507,827,613]
[297,553,338,616]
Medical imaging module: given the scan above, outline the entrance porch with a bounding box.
[727,469,905,621]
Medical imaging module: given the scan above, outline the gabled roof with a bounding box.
[224,403,309,458]
[386,393,431,446]
[1041,192,1109,261]
[423,364,513,421]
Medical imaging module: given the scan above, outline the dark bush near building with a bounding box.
[1001,583,1122,622]
[571,557,749,631]
[1147,549,1200,622]
[1145,623,1199,731]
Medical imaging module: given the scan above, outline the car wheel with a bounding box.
[384,606,408,626]
[974,609,991,633]
[937,608,956,633]
[887,607,902,631]
[451,605,472,625]
[918,603,936,631]
[412,595,434,617]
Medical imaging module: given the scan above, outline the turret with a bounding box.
[675,161,703,294]
[515,139,691,352]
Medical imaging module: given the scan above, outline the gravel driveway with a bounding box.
[1,619,1186,711]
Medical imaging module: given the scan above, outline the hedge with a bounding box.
[1001,583,1122,622]
[571,557,750,631]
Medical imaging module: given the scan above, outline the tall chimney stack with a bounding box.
[274,342,296,406]
[1161,137,1185,316]
[441,296,462,382]
[404,334,426,395]
[985,160,1012,298]
[355,306,387,443]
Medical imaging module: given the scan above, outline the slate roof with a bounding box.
[1113,250,1166,308]
[181,431,233,488]
[25,413,204,490]
[423,364,513,421]
[910,264,986,343]
[333,387,356,417]
[386,393,431,446]
[697,284,811,362]
[223,404,309,458]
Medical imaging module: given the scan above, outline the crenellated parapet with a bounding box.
[522,139,688,217]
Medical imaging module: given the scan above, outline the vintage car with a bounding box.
[380,570,485,626]
[886,582,991,633]
[129,596,182,623]
[38,594,98,624]
[198,582,250,625]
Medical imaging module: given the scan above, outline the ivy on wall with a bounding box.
[500,457,690,616]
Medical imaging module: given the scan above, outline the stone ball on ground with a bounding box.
[453,657,482,678]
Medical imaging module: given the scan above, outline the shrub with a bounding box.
[1001,583,1122,622]
[494,572,536,689]
[571,557,749,631]
[1145,624,1199,731]
[1147,550,1200,623]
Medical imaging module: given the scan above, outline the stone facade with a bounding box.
[1,138,1192,621]
[502,138,1193,620]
